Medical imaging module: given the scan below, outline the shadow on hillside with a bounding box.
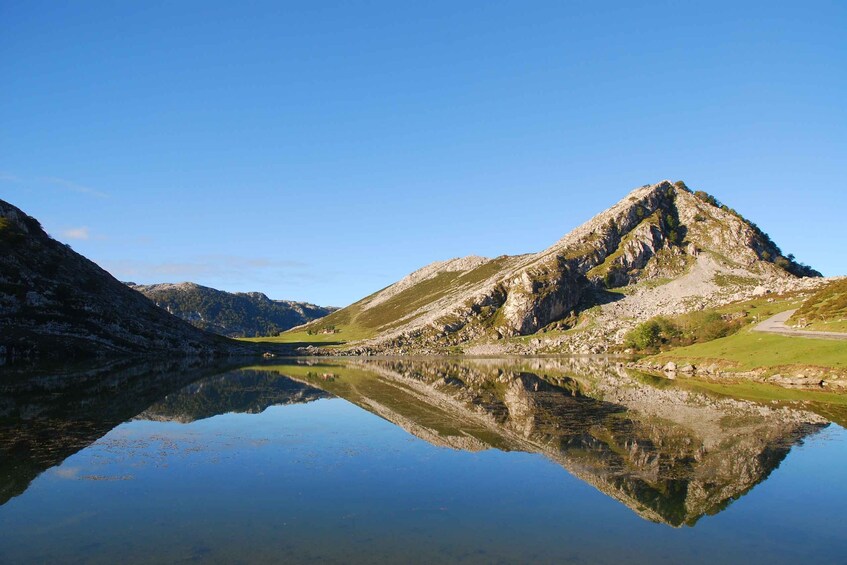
[587,287,626,306]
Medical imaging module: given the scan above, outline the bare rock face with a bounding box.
[0,199,252,365]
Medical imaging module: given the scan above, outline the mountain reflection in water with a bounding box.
[258,357,829,527]
[0,357,832,529]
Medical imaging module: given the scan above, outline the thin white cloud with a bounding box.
[40,176,109,198]
[52,467,82,479]
[101,255,319,285]
[0,171,109,198]
[62,226,91,240]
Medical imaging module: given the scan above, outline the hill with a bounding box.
[128,282,336,337]
[0,199,253,365]
[269,180,823,354]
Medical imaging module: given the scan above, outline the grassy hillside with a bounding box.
[248,256,518,346]
[620,291,810,352]
[648,329,847,374]
[789,278,847,332]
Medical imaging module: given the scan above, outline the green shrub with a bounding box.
[625,311,743,352]
[693,191,721,208]
[624,317,680,350]
[664,213,678,229]
[603,269,621,289]
[667,230,680,245]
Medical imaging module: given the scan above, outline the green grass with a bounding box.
[456,255,514,286]
[648,328,847,373]
[789,278,847,332]
[713,273,759,288]
[248,260,514,345]
[240,330,351,346]
[622,289,812,354]
[357,271,462,328]
[801,320,847,333]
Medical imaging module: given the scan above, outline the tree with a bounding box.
[693,190,720,208]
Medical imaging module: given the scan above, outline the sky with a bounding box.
[1,1,845,307]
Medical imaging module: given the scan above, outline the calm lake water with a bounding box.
[1,357,846,564]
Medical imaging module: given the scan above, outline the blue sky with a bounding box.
[2,1,845,306]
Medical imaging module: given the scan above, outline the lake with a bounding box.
[1,357,845,564]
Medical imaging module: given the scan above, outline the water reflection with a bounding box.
[0,357,833,527]
[0,360,328,506]
[260,358,829,527]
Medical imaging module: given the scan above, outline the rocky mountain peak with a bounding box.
[299,180,821,353]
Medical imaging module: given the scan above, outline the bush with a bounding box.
[682,311,734,342]
[624,317,680,350]
[693,191,721,208]
[625,311,743,351]
[603,268,622,289]
[667,230,680,245]
[664,213,677,229]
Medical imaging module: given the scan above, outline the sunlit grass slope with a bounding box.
[789,278,847,332]
[245,257,515,346]
[649,328,847,372]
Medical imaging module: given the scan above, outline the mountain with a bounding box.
[290,181,823,354]
[0,199,253,365]
[127,282,336,338]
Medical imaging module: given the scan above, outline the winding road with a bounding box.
[753,309,847,341]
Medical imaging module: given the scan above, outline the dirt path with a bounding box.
[753,309,847,341]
